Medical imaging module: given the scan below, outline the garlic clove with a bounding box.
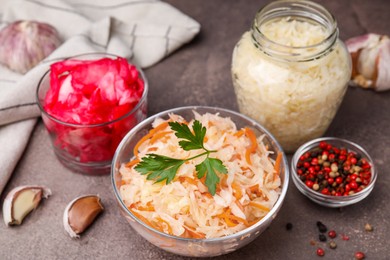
[0,20,61,74]
[2,185,51,226]
[63,195,104,238]
[346,33,390,91]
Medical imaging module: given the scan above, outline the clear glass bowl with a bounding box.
[36,53,148,175]
[111,106,289,257]
[291,137,377,207]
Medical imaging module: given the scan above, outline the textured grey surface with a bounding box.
[1,0,390,259]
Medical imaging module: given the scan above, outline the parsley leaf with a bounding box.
[169,120,206,151]
[134,154,184,184]
[135,120,228,194]
[196,158,228,195]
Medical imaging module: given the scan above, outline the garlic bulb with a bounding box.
[0,20,61,74]
[346,33,390,91]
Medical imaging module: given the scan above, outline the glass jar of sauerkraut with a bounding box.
[231,0,352,152]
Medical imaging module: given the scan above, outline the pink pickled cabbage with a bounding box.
[44,57,144,124]
[43,57,145,164]
[119,112,282,238]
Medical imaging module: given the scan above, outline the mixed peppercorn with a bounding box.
[313,221,368,259]
[296,141,372,196]
[285,221,372,258]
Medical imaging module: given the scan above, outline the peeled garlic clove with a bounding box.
[2,185,51,226]
[346,33,390,91]
[0,20,61,74]
[63,195,104,238]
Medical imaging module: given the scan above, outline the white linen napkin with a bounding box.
[0,0,200,195]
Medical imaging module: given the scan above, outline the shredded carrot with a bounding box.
[150,131,170,144]
[152,121,169,133]
[229,154,242,162]
[240,166,249,171]
[236,201,244,212]
[137,202,155,212]
[156,217,173,235]
[120,180,127,186]
[129,208,157,230]
[273,152,283,181]
[133,122,169,156]
[201,192,213,199]
[224,216,238,227]
[229,214,249,226]
[234,129,245,138]
[133,133,153,156]
[248,184,262,197]
[244,127,258,165]
[125,158,140,168]
[179,176,198,186]
[147,147,158,152]
[183,225,206,239]
[199,175,206,185]
[131,207,164,232]
[217,207,248,227]
[249,201,270,212]
[248,217,263,227]
[216,208,237,227]
[231,182,243,200]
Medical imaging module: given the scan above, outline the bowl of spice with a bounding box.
[291,137,377,207]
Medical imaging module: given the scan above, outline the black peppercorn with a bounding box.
[286,222,293,231]
[319,234,327,242]
[317,221,327,233]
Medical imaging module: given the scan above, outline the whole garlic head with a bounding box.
[0,20,61,74]
[346,33,390,91]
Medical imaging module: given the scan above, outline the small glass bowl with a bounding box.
[36,53,148,175]
[291,137,377,208]
[111,106,289,257]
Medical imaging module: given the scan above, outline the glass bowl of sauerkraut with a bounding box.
[111,106,289,257]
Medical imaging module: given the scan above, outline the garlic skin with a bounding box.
[63,195,104,238]
[0,20,61,74]
[346,33,390,91]
[2,185,51,226]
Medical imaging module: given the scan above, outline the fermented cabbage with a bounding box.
[232,17,351,152]
[119,112,282,239]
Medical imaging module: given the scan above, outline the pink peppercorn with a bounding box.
[354,251,365,260]
[316,248,325,257]
[328,230,336,238]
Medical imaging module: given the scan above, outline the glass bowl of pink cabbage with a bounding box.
[36,53,148,175]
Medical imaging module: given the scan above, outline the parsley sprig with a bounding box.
[134,120,227,195]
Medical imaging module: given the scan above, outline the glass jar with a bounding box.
[36,53,148,175]
[231,0,352,152]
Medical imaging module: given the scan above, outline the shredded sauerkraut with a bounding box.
[232,17,351,152]
[119,112,282,239]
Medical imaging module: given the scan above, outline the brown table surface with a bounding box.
[1,0,390,259]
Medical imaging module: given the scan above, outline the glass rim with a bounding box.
[111,105,290,242]
[251,0,338,62]
[35,52,148,128]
